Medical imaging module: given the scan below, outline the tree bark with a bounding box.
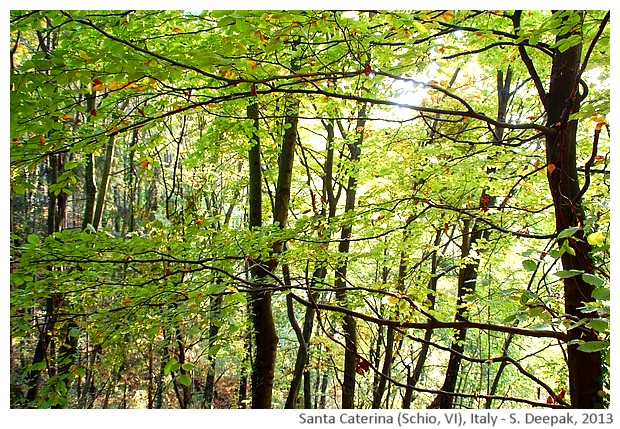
[544,11,603,408]
[335,103,367,408]
[92,135,116,230]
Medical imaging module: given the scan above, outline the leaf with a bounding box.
[547,163,556,174]
[582,273,605,288]
[591,287,610,301]
[208,345,221,355]
[522,259,538,271]
[354,356,370,375]
[588,318,608,333]
[181,363,195,371]
[558,226,579,239]
[140,160,150,169]
[577,340,609,353]
[178,374,192,386]
[27,234,40,245]
[412,21,428,34]
[164,358,180,375]
[587,231,605,246]
[554,269,583,278]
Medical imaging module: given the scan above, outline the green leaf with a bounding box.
[588,318,608,333]
[181,363,195,371]
[577,340,609,353]
[522,259,538,271]
[582,273,605,288]
[558,226,579,239]
[178,374,192,386]
[587,231,605,246]
[164,358,180,375]
[208,344,221,355]
[591,287,610,301]
[554,269,583,278]
[27,234,40,245]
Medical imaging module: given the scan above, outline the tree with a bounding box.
[10,10,609,409]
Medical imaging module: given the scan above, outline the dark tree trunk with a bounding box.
[92,135,116,230]
[403,229,443,408]
[544,11,603,408]
[335,103,367,409]
[82,92,97,229]
[429,219,484,409]
[248,89,299,407]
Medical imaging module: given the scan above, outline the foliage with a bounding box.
[10,9,609,409]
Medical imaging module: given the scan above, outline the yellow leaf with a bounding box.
[78,50,89,61]
[412,21,428,34]
[587,231,605,247]
[92,83,104,92]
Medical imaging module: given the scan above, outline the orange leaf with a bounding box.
[354,356,370,376]
[194,219,203,225]
[93,78,102,85]
[61,113,73,121]
[92,83,104,92]
[364,62,372,76]
[89,109,97,116]
[546,395,553,404]
[140,160,150,169]
[556,388,566,402]
[441,11,456,21]
[547,164,556,174]
[38,135,46,145]
[172,27,182,33]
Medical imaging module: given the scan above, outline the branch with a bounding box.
[511,11,547,105]
[289,293,568,341]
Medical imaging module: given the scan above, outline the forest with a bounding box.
[9,10,610,410]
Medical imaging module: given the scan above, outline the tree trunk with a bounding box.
[82,91,97,229]
[544,11,603,408]
[92,135,116,230]
[335,103,367,409]
[403,229,443,408]
[248,89,301,407]
[429,219,484,409]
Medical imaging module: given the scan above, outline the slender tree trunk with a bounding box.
[285,117,337,408]
[335,103,367,409]
[429,219,484,409]
[82,91,97,229]
[485,333,514,408]
[403,229,443,408]
[92,135,116,230]
[203,295,223,408]
[543,11,603,408]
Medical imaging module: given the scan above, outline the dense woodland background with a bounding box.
[9,10,610,409]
